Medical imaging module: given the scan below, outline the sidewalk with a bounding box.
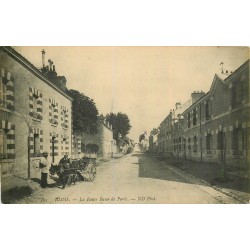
[1,170,44,203]
[150,153,250,204]
[1,153,126,204]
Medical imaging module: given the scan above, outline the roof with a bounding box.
[224,59,249,83]
[182,74,225,114]
[0,46,73,101]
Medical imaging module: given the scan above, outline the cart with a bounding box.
[49,156,97,188]
[74,156,97,182]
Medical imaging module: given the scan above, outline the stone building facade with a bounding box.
[155,60,250,169]
[149,128,159,153]
[0,46,72,176]
[178,60,249,168]
[157,98,193,157]
[72,117,115,159]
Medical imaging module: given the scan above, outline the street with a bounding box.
[14,148,240,204]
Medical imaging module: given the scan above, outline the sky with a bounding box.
[15,46,249,141]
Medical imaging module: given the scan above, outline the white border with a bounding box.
[1,1,249,250]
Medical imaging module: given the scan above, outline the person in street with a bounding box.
[59,154,70,165]
[39,151,51,188]
[59,154,70,172]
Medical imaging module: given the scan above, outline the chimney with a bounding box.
[191,90,205,104]
[48,59,53,71]
[175,102,181,110]
[41,49,46,68]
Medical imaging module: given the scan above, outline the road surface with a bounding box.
[18,150,239,204]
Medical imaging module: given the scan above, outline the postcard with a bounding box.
[1,46,249,204]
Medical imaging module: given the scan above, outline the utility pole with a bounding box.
[27,136,30,179]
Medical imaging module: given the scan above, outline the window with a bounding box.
[232,128,243,152]
[188,113,191,128]
[178,137,181,151]
[205,101,212,120]
[0,129,7,156]
[232,81,244,108]
[236,83,242,104]
[51,104,58,125]
[206,134,213,153]
[217,131,224,150]
[193,136,198,153]
[193,108,197,126]
[0,79,7,108]
[61,109,68,129]
[31,94,41,119]
[188,137,191,150]
[62,110,66,124]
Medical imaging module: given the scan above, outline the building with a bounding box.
[157,99,193,157]
[72,116,115,159]
[172,91,205,160]
[149,128,159,153]
[179,60,249,168]
[0,46,72,176]
[155,60,250,169]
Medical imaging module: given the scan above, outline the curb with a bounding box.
[150,155,248,204]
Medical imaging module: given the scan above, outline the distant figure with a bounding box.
[39,151,51,188]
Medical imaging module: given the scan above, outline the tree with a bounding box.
[67,89,99,134]
[139,133,145,142]
[106,112,131,141]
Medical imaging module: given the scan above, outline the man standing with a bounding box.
[39,151,50,188]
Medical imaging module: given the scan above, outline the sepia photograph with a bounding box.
[0,46,249,204]
[1,2,250,250]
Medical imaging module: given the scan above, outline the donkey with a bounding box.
[49,164,77,189]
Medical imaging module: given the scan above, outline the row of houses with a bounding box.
[0,46,118,176]
[149,60,250,169]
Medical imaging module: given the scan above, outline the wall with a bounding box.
[0,48,72,176]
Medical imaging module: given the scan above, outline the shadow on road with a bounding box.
[145,152,250,200]
[1,186,33,204]
[133,152,190,184]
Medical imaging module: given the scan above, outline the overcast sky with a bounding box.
[15,46,249,141]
